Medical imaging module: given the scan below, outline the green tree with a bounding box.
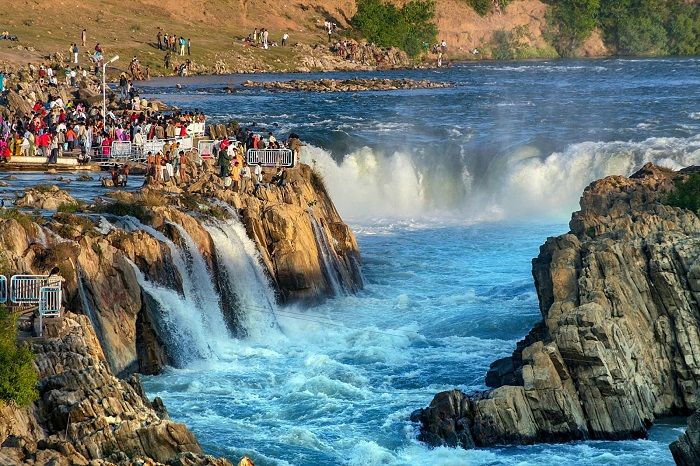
[617,15,669,55]
[352,0,438,57]
[547,0,601,56]
[667,174,700,213]
[0,308,39,407]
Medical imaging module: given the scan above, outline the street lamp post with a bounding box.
[102,55,120,125]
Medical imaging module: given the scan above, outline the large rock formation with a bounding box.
[0,313,231,466]
[413,163,700,449]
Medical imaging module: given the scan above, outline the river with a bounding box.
[137,58,700,465]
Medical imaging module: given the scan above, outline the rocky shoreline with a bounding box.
[413,163,700,462]
[241,78,452,93]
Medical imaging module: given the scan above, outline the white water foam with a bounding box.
[303,134,700,220]
[205,206,279,340]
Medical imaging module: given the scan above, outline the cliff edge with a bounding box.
[413,163,700,450]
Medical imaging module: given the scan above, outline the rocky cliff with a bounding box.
[0,312,231,466]
[413,163,700,450]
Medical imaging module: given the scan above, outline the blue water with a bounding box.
[140,58,700,465]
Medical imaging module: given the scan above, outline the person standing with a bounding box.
[0,71,5,93]
[187,38,191,55]
[241,162,251,193]
[72,43,79,64]
[157,30,162,50]
[81,29,86,47]
[282,33,289,46]
[253,28,258,45]
[263,29,269,49]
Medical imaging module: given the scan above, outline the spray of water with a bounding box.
[303,134,700,220]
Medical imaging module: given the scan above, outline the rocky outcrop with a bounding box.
[179,162,363,302]
[0,313,231,466]
[414,163,700,448]
[671,389,700,465]
[15,186,77,211]
[242,78,451,93]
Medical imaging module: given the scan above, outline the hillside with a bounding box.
[0,0,573,74]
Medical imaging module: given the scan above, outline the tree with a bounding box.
[0,308,38,407]
[352,0,438,57]
[547,0,601,56]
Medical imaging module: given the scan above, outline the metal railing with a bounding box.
[0,275,6,304]
[10,275,63,304]
[246,149,295,167]
[95,136,196,166]
[39,286,62,317]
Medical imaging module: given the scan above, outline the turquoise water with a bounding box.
[140,58,699,465]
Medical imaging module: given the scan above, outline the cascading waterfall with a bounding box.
[302,134,700,220]
[308,210,345,297]
[167,221,230,341]
[127,260,216,365]
[117,216,231,363]
[204,203,279,339]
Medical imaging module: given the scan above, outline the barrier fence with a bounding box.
[39,286,62,317]
[246,149,295,167]
[0,275,6,304]
[10,275,63,304]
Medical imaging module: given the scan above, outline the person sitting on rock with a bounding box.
[271,167,286,187]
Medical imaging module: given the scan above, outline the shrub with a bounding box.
[57,202,82,214]
[352,0,438,57]
[467,0,493,16]
[0,208,36,231]
[0,308,39,407]
[96,201,152,224]
[666,173,700,213]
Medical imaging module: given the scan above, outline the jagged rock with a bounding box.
[415,163,700,448]
[0,313,231,466]
[671,397,700,465]
[242,78,451,93]
[15,185,76,210]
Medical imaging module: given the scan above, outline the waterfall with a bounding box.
[166,221,229,341]
[118,216,231,364]
[127,260,216,365]
[204,205,279,339]
[308,210,345,297]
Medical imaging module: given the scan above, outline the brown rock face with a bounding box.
[414,163,700,448]
[15,186,77,211]
[0,313,231,466]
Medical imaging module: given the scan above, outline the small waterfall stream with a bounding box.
[308,210,345,297]
[205,211,279,338]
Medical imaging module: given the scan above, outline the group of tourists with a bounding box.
[157,30,191,56]
[243,28,289,49]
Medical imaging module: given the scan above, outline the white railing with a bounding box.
[111,141,133,157]
[246,149,295,167]
[10,275,62,304]
[39,286,62,317]
[187,122,206,137]
[0,275,6,304]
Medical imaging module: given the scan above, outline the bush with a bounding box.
[597,0,699,56]
[666,173,700,213]
[57,202,82,214]
[96,201,152,224]
[467,0,493,16]
[0,208,36,231]
[0,308,38,407]
[352,0,438,57]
